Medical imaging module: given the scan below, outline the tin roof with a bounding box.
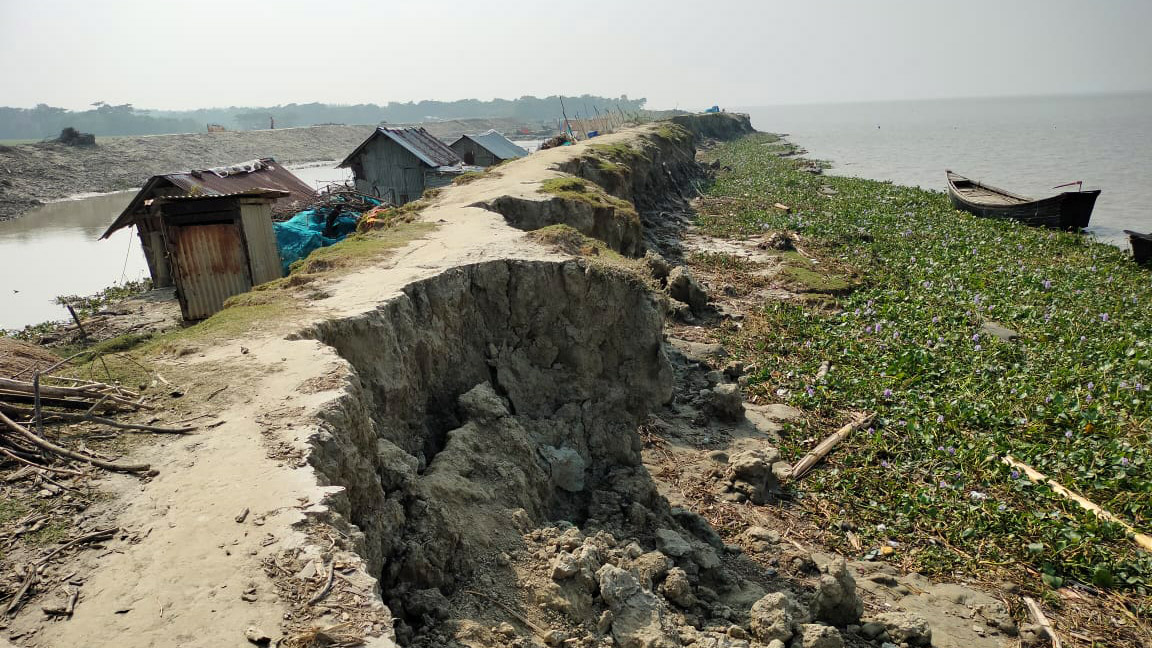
[451,130,528,161]
[338,127,462,169]
[159,189,291,203]
[100,158,315,239]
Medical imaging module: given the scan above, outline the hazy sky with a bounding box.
[2,0,1150,111]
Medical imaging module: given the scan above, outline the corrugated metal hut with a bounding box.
[100,158,314,291]
[449,130,528,167]
[143,190,287,320]
[337,127,467,205]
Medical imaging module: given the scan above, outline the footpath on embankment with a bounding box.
[4,115,1035,648]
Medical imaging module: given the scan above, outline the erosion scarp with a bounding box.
[7,114,999,648]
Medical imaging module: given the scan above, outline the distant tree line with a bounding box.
[0,95,646,140]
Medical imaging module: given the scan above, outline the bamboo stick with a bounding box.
[1003,455,1152,552]
[1022,596,1063,648]
[0,410,151,473]
[790,413,874,480]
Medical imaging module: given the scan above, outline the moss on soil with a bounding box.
[527,224,652,288]
[538,177,640,226]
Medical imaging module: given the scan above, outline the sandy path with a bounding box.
[8,133,595,647]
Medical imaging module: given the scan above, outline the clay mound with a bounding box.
[0,338,60,378]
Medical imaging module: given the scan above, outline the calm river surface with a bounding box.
[740,92,1152,245]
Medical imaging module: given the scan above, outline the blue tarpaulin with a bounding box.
[274,201,375,274]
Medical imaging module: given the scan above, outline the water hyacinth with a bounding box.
[699,132,1152,591]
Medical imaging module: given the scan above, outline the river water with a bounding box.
[739,92,1152,245]
[0,163,352,331]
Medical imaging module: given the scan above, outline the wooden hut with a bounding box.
[449,130,528,167]
[100,158,314,291]
[136,190,287,320]
[337,127,467,205]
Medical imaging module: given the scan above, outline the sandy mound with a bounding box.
[0,337,60,377]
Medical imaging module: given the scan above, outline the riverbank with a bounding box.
[693,133,1151,639]
[0,117,533,222]
[3,116,1146,648]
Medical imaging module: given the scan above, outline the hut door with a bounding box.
[167,223,253,320]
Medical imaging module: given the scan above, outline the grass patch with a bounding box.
[700,132,1152,595]
[776,251,853,294]
[452,171,486,185]
[527,225,651,286]
[689,251,757,272]
[292,222,436,275]
[539,177,640,226]
[654,123,693,145]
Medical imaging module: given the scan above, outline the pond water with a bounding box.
[0,163,352,331]
[0,191,146,331]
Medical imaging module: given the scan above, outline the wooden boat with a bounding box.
[1125,230,1152,266]
[946,170,1100,230]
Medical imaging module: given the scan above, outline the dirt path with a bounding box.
[0,118,532,222]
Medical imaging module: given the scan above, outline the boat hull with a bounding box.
[947,186,1099,230]
[1126,230,1152,266]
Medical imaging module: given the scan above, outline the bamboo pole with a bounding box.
[790,413,874,480]
[1003,455,1152,552]
[1022,596,1063,648]
[0,410,152,473]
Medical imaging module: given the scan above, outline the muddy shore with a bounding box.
[0,117,532,222]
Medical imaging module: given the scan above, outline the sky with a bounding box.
[1,0,1150,111]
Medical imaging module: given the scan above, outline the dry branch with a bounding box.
[790,413,874,480]
[0,410,151,473]
[36,528,117,566]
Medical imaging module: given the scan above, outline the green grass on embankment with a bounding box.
[700,133,1152,601]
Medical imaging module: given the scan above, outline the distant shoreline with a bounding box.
[0,117,537,222]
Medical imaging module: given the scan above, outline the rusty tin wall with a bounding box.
[168,221,253,320]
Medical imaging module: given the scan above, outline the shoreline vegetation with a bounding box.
[4,120,1149,638]
[697,133,1151,614]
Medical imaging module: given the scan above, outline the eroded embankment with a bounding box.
[274,114,872,648]
[306,260,672,584]
[18,114,887,648]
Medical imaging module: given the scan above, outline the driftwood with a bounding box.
[1003,455,1152,552]
[790,413,875,480]
[307,561,337,605]
[1022,596,1063,648]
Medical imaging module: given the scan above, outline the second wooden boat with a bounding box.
[946,170,1100,230]
[1125,230,1152,266]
